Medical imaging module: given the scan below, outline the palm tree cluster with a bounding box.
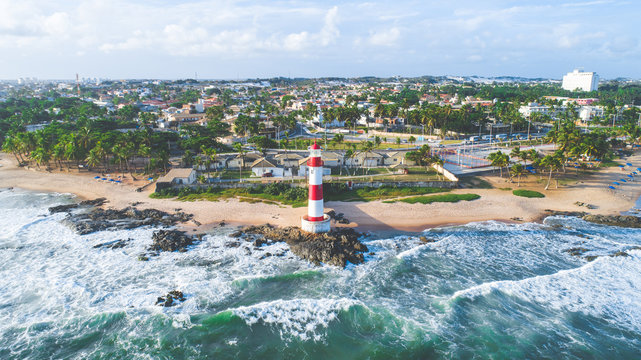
[2,123,175,174]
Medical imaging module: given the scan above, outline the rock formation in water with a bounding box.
[230,224,368,268]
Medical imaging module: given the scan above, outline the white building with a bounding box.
[578,106,604,122]
[562,69,599,92]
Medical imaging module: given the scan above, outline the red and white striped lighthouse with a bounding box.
[301,141,331,233]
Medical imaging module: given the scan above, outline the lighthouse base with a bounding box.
[301,215,331,234]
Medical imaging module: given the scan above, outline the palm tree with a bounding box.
[360,140,375,175]
[540,154,563,190]
[510,163,525,187]
[52,143,65,170]
[332,133,344,149]
[233,142,246,182]
[85,148,101,170]
[510,146,522,164]
[488,151,510,178]
[1,135,22,164]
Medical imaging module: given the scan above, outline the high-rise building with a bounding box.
[562,69,599,92]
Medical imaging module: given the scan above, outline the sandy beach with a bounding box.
[2,152,641,232]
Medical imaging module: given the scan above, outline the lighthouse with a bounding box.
[301,141,331,233]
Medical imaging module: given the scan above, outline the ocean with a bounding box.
[0,188,640,359]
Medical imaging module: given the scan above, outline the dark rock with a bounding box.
[581,214,641,228]
[62,206,193,235]
[155,290,186,307]
[148,230,199,252]
[49,204,79,214]
[419,236,437,243]
[138,255,149,261]
[93,238,132,249]
[585,255,599,262]
[219,221,226,227]
[79,198,107,206]
[563,247,589,257]
[610,251,630,257]
[545,210,588,217]
[236,225,368,268]
[225,241,241,248]
[229,230,243,238]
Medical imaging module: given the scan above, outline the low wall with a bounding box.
[431,163,459,182]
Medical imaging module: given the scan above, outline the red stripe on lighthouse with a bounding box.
[309,184,323,200]
[307,216,325,221]
[307,157,323,167]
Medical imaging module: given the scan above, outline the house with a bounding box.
[345,151,384,167]
[383,151,415,166]
[250,158,289,177]
[227,152,262,169]
[155,168,197,190]
[274,153,303,167]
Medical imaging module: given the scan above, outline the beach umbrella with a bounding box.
[628,175,634,178]
[101,178,107,181]
[627,163,633,166]
[620,179,627,182]
[613,182,620,185]
[609,186,616,190]
[637,168,641,171]
[94,176,100,179]
[147,177,154,181]
[619,165,625,168]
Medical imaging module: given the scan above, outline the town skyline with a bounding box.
[1,0,640,80]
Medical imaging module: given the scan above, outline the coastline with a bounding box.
[2,152,641,232]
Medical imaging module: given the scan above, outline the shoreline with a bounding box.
[2,152,641,233]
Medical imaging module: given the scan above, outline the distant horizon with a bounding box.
[3,73,637,83]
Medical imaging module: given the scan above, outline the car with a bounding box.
[469,136,480,142]
[481,135,493,141]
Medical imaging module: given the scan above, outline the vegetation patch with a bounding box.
[151,183,451,206]
[383,193,480,204]
[513,189,545,198]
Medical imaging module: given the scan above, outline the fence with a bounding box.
[432,148,491,169]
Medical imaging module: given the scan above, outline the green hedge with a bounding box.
[513,189,545,198]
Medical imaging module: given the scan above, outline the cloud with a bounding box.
[368,27,400,46]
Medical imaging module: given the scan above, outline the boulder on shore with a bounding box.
[233,224,368,268]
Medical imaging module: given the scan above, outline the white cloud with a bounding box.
[368,27,400,46]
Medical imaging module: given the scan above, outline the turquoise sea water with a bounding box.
[0,188,640,359]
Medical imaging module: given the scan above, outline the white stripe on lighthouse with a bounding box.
[309,166,323,185]
[308,199,324,218]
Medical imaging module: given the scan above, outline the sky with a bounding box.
[0,0,639,80]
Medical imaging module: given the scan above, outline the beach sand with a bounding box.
[2,152,641,232]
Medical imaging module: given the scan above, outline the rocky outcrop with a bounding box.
[232,224,368,268]
[581,214,641,228]
[63,207,193,235]
[49,198,108,214]
[545,210,641,229]
[93,238,132,249]
[155,290,185,307]
[148,230,202,253]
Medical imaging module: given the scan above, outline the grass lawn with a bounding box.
[326,186,450,202]
[383,193,480,204]
[513,189,545,198]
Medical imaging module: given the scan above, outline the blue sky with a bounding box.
[0,0,638,80]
